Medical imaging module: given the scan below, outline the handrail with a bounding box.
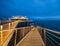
[39,26,60,34]
[0,29,14,32]
[0,20,20,31]
[3,30,15,46]
[0,20,32,46]
[0,20,29,25]
[2,29,15,44]
[47,37,55,46]
[38,26,60,46]
[16,30,31,46]
[0,21,31,30]
[0,20,18,25]
[0,26,31,45]
[47,31,60,39]
[46,29,60,34]
[0,26,31,32]
[47,34,60,45]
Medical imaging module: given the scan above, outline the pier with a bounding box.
[0,19,60,46]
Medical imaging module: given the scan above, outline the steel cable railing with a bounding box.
[47,31,60,43]
[47,31,60,39]
[47,34,60,46]
[38,27,60,46]
[47,37,55,46]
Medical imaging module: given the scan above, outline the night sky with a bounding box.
[0,0,60,20]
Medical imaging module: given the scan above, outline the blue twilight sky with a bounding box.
[0,0,60,20]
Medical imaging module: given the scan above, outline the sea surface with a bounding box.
[33,20,60,32]
[0,20,60,32]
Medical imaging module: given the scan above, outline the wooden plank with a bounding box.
[17,27,45,46]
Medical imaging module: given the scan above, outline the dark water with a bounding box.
[33,20,60,32]
[16,22,31,28]
[0,20,60,32]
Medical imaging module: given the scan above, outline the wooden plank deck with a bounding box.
[17,27,45,46]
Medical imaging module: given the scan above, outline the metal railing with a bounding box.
[38,27,60,46]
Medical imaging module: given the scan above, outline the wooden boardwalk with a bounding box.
[17,27,45,46]
[0,20,21,46]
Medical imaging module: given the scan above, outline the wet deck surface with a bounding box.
[17,27,44,46]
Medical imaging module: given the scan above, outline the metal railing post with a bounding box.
[44,28,46,46]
